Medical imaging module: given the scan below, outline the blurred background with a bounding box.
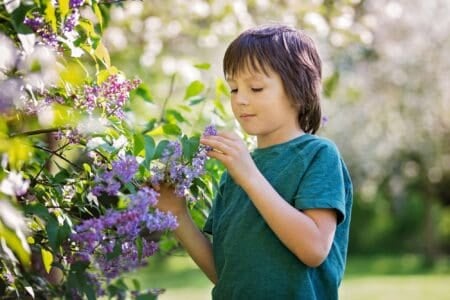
[96,0,449,298]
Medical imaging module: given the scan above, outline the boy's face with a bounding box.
[226,66,302,147]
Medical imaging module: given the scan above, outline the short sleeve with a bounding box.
[294,141,347,224]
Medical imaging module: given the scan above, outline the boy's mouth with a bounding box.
[240,113,256,119]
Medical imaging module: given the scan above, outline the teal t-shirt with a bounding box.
[203,134,353,300]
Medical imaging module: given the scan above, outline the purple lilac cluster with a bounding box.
[151,125,217,199]
[24,2,83,49]
[92,155,139,196]
[63,9,80,35]
[77,75,141,119]
[24,13,59,48]
[70,0,85,8]
[21,93,66,115]
[70,186,178,279]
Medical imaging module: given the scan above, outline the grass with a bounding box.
[127,254,450,300]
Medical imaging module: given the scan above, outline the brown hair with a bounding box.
[223,24,322,134]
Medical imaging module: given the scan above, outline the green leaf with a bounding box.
[134,133,145,156]
[97,67,118,84]
[0,221,31,267]
[93,3,103,31]
[216,78,230,97]
[153,140,170,159]
[78,19,98,39]
[58,220,71,245]
[136,291,158,300]
[132,84,153,102]
[11,4,34,34]
[188,95,206,106]
[83,163,92,174]
[162,123,181,136]
[181,135,200,161]
[165,109,187,124]
[41,248,53,274]
[194,63,211,70]
[46,215,59,252]
[94,41,111,67]
[144,135,156,164]
[184,80,205,100]
[24,203,50,220]
[132,278,141,291]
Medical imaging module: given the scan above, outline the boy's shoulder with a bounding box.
[290,134,341,157]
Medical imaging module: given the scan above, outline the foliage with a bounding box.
[0,0,224,298]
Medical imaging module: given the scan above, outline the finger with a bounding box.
[150,182,161,191]
[218,131,240,140]
[201,134,237,148]
[201,137,234,154]
[206,148,229,164]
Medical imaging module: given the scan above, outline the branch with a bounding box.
[159,73,176,123]
[9,127,70,138]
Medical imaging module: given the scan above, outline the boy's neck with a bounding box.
[256,130,305,149]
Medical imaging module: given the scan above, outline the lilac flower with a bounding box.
[92,171,121,196]
[203,124,217,137]
[144,209,178,232]
[24,13,59,48]
[63,9,80,35]
[129,186,159,209]
[92,155,138,196]
[111,155,138,183]
[70,0,85,8]
[201,124,217,152]
[321,115,329,127]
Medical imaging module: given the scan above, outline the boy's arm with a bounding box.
[155,184,217,284]
[241,171,336,267]
[172,211,217,284]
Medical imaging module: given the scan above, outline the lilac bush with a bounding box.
[0,1,221,299]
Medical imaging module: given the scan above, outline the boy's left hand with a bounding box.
[200,131,258,187]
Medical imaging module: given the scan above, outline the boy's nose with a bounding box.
[235,93,249,106]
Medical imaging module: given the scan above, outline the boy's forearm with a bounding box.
[173,211,218,284]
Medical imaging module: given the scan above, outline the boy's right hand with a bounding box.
[153,183,187,217]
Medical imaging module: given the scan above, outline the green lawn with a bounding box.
[128,254,450,300]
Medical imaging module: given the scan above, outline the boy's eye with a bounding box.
[230,89,238,93]
[251,88,263,92]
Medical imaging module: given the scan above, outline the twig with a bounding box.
[159,73,176,123]
[33,145,82,170]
